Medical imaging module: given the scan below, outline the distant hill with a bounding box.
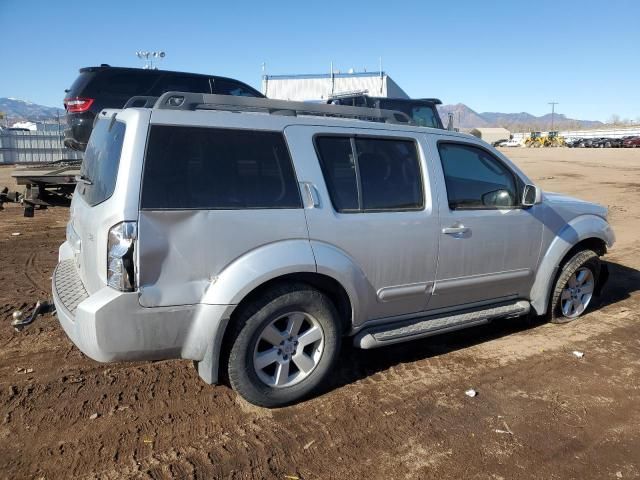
[0,97,64,123]
[438,103,604,131]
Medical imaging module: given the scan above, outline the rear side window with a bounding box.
[438,142,518,209]
[91,71,159,96]
[141,126,301,209]
[151,74,211,95]
[78,119,126,206]
[315,136,423,212]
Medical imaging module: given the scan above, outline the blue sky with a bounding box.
[1,0,638,121]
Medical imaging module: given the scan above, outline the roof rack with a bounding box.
[136,92,414,125]
[124,96,159,108]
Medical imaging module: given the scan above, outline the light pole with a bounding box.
[135,51,166,70]
[548,102,559,131]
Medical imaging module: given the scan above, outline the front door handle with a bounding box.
[442,225,470,235]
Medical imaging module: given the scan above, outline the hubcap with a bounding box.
[560,267,595,318]
[253,312,324,388]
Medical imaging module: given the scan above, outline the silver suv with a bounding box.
[53,93,615,407]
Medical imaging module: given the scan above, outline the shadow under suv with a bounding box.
[63,65,264,150]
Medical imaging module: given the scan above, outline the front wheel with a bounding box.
[548,249,601,324]
[226,283,341,407]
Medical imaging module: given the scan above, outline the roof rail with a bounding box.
[150,92,414,125]
[124,96,159,108]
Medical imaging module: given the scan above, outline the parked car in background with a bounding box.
[502,138,522,147]
[327,94,444,129]
[63,65,264,150]
[52,92,614,407]
[623,136,640,147]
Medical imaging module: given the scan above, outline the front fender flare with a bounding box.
[530,214,615,315]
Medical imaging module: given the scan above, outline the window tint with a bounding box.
[315,136,423,212]
[141,126,301,209]
[438,143,518,209]
[316,137,359,211]
[78,119,126,206]
[212,78,262,97]
[151,74,211,95]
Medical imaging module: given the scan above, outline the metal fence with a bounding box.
[0,127,83,164]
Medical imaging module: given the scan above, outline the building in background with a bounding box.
[262,71,409,101]
[469,127,511,145]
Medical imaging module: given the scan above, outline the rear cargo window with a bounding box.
[141,126,301,209]
[77,118,126,206]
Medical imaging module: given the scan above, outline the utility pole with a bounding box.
[548,102,559,131]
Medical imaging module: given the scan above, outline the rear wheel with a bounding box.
[548,249,601,324]
[226,283,341,407]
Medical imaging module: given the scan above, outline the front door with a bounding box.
[285,126,440,325]
[428,138,543,310]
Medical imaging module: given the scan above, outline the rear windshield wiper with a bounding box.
[75,174,93,185]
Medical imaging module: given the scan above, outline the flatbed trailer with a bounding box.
[9,159,81,216]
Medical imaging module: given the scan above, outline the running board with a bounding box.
[354,300,530,349]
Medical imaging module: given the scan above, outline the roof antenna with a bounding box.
[262,62,268,96]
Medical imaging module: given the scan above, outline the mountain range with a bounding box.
[0,96,604,131]
[0,97,65,123]
[437,103,604,130]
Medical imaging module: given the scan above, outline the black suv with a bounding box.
[327,94,444,129]
[63,65,264,150]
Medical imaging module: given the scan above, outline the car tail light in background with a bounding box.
[64,97,94,113]
[107,221,137,292]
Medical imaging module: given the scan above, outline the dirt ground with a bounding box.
[0,148,639,480]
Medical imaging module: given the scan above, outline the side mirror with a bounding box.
[522,184,542,207]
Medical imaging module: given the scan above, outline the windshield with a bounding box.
[78,118,126,206]
[411,106,440,128]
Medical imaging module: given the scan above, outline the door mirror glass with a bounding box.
[481,189,514,207]
[522,184,540,207]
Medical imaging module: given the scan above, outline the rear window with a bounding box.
[77,118,126,206]
[140,126,301,209]
[66,72,95,97]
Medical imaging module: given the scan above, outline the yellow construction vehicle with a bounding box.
[543,131,565,147]
[525,131,543,147]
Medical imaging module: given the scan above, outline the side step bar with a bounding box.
[354,300,530,349]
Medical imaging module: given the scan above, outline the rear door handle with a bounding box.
[442,225,469,235]
[301,182,320,208]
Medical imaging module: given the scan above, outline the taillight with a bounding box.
[64,97,94,113]
[107,221,137,292]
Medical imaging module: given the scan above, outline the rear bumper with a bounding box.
[52,258,232,369]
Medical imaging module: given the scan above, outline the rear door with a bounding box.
[428,137,543,310]
[285,125,440,324]
[70,117,128,293]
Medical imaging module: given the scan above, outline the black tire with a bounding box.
[225,283,341,407]
[548,249,601,324]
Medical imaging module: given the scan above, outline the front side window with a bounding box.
[78,119,126,206]
[141,126,301,210]
[212,78,262,97]
[438,142,518,210]
[316,136,423,213]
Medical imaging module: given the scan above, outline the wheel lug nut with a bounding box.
[283,355,288,360]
